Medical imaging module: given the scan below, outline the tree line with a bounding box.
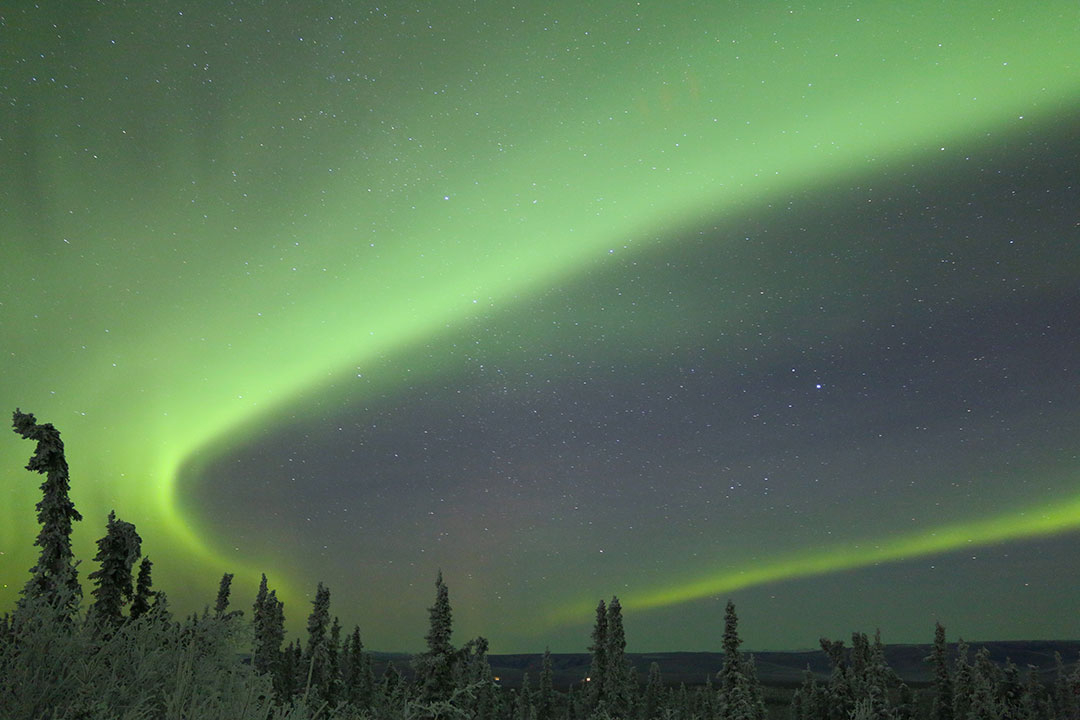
[2,409,1079,720]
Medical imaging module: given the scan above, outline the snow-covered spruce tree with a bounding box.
[87,510,142,629]
[743,655,767,720]
[928,622,954,720]
[642,661,664,720]
[585,598,608,714]
[456,634,491,685]
[12,409,83,621]
[951,638,973,720]
[895,680,918,720]
[537,646,556,720]
[843,629,899,717]
[516,671,534,720]
[565,683,579,720]
[252,574,271,671]
[128,556,155,621]
[1053,651,1080,720]
[999,658,1023,719]
[302,581,333,701]
[605,596,634,719]
[326,615,343,706]
[673,682,691,719]
[866,629,899,711]
[717,600,765,720]
[382,660,408,712]
[847,632,871,701]
[415,570,456,703]
[967,647,1002,720]
[701,672,718,719]
[342,624,376,710]
[1018,664,1049,720]
[214,571,235,617]
[278,638,303,700]
[253,573,269,619]
[456,636,500,720]
[789,669,810,720]
[790,665,832,720]
[252,575,282,669]
[252,575,287,700]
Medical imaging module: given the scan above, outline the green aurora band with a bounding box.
[552,476,1080,624]
[2,2,1079,636]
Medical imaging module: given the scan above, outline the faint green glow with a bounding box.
[2,2,1079,620]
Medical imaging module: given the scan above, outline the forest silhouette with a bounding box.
[3,409,1078,720]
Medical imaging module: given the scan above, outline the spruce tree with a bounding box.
[819,638,853,720]
[456,637,498,720]
[999,658,1022,719]
[967,648,1001,720]
[585,599,608,713]
[929,622,954,720]
[643,661,664,720]
[895,681,918,720]
[845,629,896,717]
[605,596,633,718]
[87,510,141,629]
[326,616,342,706]
[701,673,718,720]
[1053,652,1080,720]
[791,668,814,720]
[790,682,806,720]
[12,409,83,619]
[277,639,301,700]
[810,670,832,720]
[342,625,374,709]
[150,588,169,615]
[675,683,691,719]
[744,655,767,720]
[719,600,742,686]
[848,632,870,700]
[475,662,500,720]
[382,660,406,710]
[952,639,973,720]
[340,625,358,702]
[454,635,487,689]
[253,574,286,681]
[717,600,764,720]
[0,612,12,649]
[302,581,332,700]
[565,684,578,720]
[252,573,269,669]
[214,572,235,617]
[538,647,556,720]
[1018,665,1047,720]
[416,570,455,703]
[517,672,534,720]
[866,629,896,710]
[128,556,154,621]
[254,573,268,620]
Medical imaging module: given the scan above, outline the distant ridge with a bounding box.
[423,640,1080,689]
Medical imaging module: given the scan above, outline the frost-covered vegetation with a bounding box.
[3,409,1078,720]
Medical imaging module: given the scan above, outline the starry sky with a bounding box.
[2,2,1079,653]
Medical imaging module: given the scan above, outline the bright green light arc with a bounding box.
[166,3,1080,609]
[551,482,1080,625]
[2,2,1079,622]
[163,0,1080,474]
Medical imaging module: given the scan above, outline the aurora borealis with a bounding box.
[2,1,1079,653]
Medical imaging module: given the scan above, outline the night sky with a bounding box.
[2,2,1079,653]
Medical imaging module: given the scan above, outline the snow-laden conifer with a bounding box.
[12,409,83,621]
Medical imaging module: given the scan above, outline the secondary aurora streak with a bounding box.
[556,486,1080,623]
[2,2,1079,650]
